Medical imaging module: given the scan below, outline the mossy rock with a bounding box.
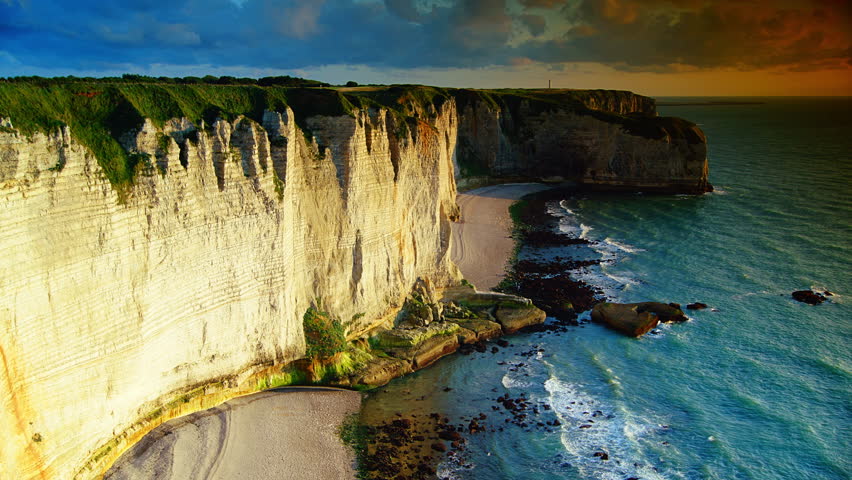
[349,357,412,388]
[410,334,460,370]
[495,305,546,334]
[452,318,503,341]
[373,322,460,349]
[455,326,479,345]
[455,292,530,310]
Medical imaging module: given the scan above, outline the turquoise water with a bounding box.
[363,98,851,479]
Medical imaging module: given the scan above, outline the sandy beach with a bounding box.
[104,387,362,480]
[450,183,552,291]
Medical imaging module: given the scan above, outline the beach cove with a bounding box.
[102,183,553,479]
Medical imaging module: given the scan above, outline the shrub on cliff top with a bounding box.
[303,306,347,358]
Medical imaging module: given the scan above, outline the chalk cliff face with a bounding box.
[0,86,708,480]
[454,90,710,193]
[0,104,459,480]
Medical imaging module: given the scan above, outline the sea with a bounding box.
[361,97,852,480]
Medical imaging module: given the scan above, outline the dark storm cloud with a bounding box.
[518,14,547,36]
[549,0,852,71]
[0,0,848,75]
[518,0,562,8]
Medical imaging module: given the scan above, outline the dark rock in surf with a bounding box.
[686,302,708,310]
[431,442,446,452]
[591,302,687,337]
[792,290,826,305]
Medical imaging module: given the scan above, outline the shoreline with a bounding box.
[102,183,555,480]
[353,184,602,479]
[451,183,554,291]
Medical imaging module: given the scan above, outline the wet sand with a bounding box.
[450,183,552,291]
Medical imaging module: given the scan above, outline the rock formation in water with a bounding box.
[591,302,688,337]
[0,83,709,479]
[791,290,828,305]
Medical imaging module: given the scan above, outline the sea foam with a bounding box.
[543,373,671,480]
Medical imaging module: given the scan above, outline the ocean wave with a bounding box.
[501,371,533,390]
[543,375,672,480]
[435,464,461,480]
[558,199,574,215]
[558,222,583,238]
[550,197,646,301]
[603,237,645,254]
[604,270,641,286]
[568,265,639,301]
[810,285,842,303]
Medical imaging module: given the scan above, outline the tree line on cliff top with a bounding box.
[0,74,330,88]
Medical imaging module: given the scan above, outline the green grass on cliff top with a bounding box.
[0,80,697,194]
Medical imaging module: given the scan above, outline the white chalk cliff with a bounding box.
[0,104,460,479]
[0,89,709,479]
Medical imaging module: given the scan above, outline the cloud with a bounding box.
[552,0,852,72]
[0,50,20,66]
[518,0,561,8]
[156,23,201,46]
[275,1,326,39]
[0,0,848,77]
[518,14,546,36]
[509,56,535,66]
[384,0,422,22]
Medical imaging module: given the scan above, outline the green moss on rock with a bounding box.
[303,306,347,358]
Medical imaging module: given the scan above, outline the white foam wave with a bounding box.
[604,271,640,287]
[558,222,583,237]
[501,372,532,390]
[543,376,672,480]
[558,199,575,215]
[435,464,461,480]
[603,237,644,254]
[548,197,646,302]
[568,265,639,301]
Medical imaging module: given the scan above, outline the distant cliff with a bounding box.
[452,88,710,193]
[0,83,709,480]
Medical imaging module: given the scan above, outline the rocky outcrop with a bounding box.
[591,302,687,337]
[494,305,548,334]
[342,289,545,389]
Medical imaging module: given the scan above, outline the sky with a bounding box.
[0,0,850,96]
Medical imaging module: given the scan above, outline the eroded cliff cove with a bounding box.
[0,82,709,480]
